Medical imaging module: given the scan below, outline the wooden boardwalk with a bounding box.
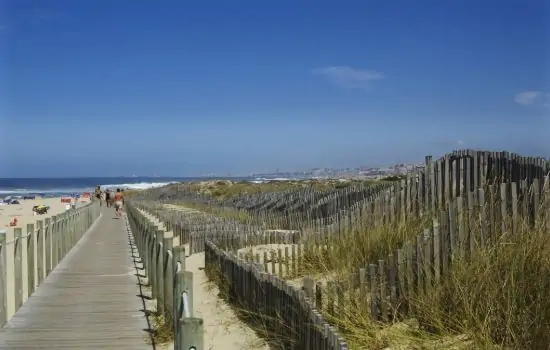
[0,208,152,349]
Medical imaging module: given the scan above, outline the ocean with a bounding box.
[0,177,199,197]
[0,175,295,198]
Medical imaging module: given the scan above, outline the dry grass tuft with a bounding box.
[412,224,550,349]
[148,312,174,345]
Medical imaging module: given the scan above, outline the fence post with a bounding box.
[178,317,204,350]
[144,221,153,283]
[21,225,30,303]
[58,214,65,261]
[173,270,185,350]
[14,228,24,311]
[69,211,75,248]
[28,222,37,296]
[51,215,58,269]
[163,236,174,322]
[155,230,164,315]
[61,213,68,259]
[42,218,50,279]
[149,226,157,294]
[172,246,186,329]
[174,269,202,350]
[0,231,5,325]
[3,229,15,323]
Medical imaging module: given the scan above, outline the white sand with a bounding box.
[0,197,91,230]
[138,209,269,350]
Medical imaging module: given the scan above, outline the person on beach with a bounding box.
[114,188,124,216]
[100,190,106,207]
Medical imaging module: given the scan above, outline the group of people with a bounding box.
[94,186,124,216]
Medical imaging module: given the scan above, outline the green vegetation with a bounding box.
[135,160,549,350]
[171,181,549,349]
[147,311,173,345]
[183,179,369,200]
[294,206,549,349]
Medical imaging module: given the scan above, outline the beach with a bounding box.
[0,177,182,231]
[0,196,92,230]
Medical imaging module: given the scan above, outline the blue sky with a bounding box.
[0,0,548,177]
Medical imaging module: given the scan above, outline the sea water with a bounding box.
[0,177,188,198]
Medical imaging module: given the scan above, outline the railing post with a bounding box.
[62,213,68,258]
[69,212,75,248]
[58,214,64,261]
[173,246,186,272]
[182,271,194,316]
[163,236,174,322]
[51,215,58,269]
[61,213,67,259]
[21,225,30,303]
[57,214,63,265]
[144,221,152,284]
[141,217,147,257]
[0,231,6,325]
[13,228,23,311]
[149,227,157,296]
[43,218,51,278]
[178,317,204,350]
[174,270,203,350]
[172,246,186,330]
[173,270,185,350]
[155,229,165,315]
[76,210,81,240]
[3,229,15,322]
[28,222,37,295]
[76,210,81,242]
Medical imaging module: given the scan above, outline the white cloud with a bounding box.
[312,66,384,89]
[433,139,466,148]
[514,90,545,106]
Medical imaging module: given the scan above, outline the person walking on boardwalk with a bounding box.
[114,188,124,217]
[105,189,111,207]
[95,185,102,206]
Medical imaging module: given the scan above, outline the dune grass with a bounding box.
[177,183,549,349]
[142,174,550,349]
[300,214,550,349]
[183,178,380,200]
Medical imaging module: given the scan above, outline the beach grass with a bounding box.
[154,180,549,349]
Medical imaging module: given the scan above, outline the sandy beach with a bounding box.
[0,196,92,230]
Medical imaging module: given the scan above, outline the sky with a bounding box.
[0,0,548,177]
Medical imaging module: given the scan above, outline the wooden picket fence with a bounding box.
[141,150,548,233]
[130,149,549,348]
[131,201,350,349]
[204,240,349,349]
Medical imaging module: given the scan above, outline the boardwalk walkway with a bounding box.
[0,208,151,349]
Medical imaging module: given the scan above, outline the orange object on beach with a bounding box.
[60,197,72,203]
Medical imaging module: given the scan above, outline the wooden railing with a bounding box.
[0,201,101,326]
[126,204,204,350]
